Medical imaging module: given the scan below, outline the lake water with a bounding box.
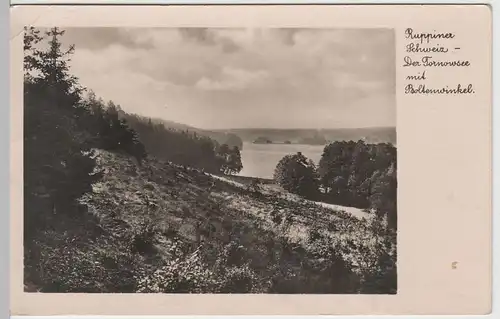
[239,142,325,179]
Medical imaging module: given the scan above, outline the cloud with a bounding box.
[178,28,240,53]
[62,27,395,129]
[64,27,155,51]
[267,28,301,46]
[178,28,217,44]
[195,67,269,91]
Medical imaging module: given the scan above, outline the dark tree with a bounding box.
[23,27,102,232]
[318,140,397,229]
[79,93,147,164]
[217,144,243,175]
[228,146,243,175]
[369,162,397,230]
[318,141,356,203]
[274,152,319,198]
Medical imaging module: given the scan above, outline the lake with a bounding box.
[238,142,325,179]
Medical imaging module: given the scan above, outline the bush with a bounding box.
[269,237,355,294]
[136,244,220,293]
[307,225,323,243]
[25,225,145,293]
[218,264,258,293]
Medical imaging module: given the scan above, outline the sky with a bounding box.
[61,27,396,130]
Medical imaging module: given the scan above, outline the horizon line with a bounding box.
[200,126,396,131]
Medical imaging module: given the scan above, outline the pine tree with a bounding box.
[24,27,101,230]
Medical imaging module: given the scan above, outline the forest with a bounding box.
[23,27,396,294]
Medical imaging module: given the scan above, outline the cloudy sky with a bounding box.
[62,27,395,130]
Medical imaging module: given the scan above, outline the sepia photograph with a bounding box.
[22,26,397,294]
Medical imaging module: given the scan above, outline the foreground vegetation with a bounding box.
[26,150,396,293]
[23,27,396,294]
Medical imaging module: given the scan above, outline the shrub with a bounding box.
[218,264,258,293]
[136,245,219,293]
[269,239,354,293]
[307,225,323,243]
[273,152,319,199]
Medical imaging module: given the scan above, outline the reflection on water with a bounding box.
[238,142,324,179]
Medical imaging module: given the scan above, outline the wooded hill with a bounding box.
[147,117,243,150]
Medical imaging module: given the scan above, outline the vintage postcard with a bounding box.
[9,4,492,316]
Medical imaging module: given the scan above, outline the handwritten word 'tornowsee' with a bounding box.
[403,56,470,67]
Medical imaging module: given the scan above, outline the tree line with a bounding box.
[274,140,397,229]
[122,113,242,174]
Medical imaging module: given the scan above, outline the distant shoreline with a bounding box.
[247,141,396,146]
[208,126,396,131]
[252,141,326,146]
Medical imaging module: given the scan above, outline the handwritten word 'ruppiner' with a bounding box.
[405,28,455,44]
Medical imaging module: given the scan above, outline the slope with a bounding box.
[25,149,396,294]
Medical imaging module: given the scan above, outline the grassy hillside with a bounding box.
[218,127,396,145]
[25,149,396,294]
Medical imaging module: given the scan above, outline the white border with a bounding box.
[6,1,497,318]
